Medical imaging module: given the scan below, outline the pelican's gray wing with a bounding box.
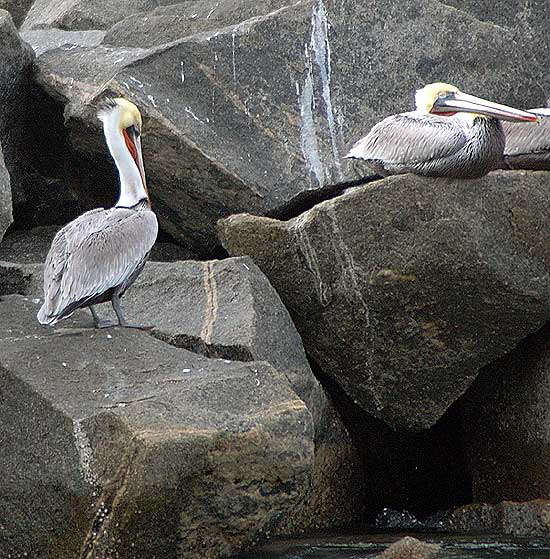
[38,208,158,324]
[344,112,468,166]
[502,110,550,169]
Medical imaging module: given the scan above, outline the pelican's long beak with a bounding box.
[123,125,148,197]
[133,134,147,193]
[432,92,539,122]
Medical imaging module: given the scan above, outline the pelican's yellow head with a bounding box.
[414,82,538,123]
[98,97,142,131]
[415,82,460,114]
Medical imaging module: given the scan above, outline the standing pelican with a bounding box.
[37,98,158,329]
[344,83,539,179]
[500,106,550,170]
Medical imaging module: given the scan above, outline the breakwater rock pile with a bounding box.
[0,2,549,558]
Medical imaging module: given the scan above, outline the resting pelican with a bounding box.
[37,98,158,329]
[500,106,550,170]
[345,82,538,179]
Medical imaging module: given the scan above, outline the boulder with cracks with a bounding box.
[0,294,315,559]
[219,171,550,431]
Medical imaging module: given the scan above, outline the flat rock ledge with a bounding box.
[0,295,314,559]
[219,171,550,431]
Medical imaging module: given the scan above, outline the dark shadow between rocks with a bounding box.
[265,175,381,221]
[307,357,473,524]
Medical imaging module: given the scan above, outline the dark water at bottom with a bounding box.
[235,533,550,559]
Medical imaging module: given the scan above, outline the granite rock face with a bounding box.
[458,324,550,503]
[219,171,550,431]
[0,145,12,242]
[0,294,314,559]
[0,252,362,532]
[21,0,174,31]
[29,0,550,252]
[122,256,362,531]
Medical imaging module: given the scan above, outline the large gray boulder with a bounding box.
[0,252,362,532]
[103,1,299,48]
[447,500,550,536]
[1,294,314,559]
[219,171,550,431]
[121,257,362,531]
[458,324,550,503]
[22,0,173,31]
[30,0,550,253]
[0,144,12,241]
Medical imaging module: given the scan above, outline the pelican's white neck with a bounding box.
[100,110,148,208]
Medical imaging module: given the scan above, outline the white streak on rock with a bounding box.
[147,95,158,108]
[311,0,342,179]
[185,106,202,123]
[180,61,185,83]
[299,46,325,187]
[293,213,331,306]
[73,421,96,485]
[129,76,144,88]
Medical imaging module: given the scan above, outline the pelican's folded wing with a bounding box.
[344,112,468,165]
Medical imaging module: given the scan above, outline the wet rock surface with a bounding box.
[220,171,550,431]
[375,536,441,559]
[0,294,314,559]
[458,324,550,503]
[447,500,550,537]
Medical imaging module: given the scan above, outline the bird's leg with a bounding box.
[89,305,116,329]
[111,293,152,330]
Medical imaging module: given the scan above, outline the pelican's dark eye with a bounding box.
[127,124,140,138]
[438,92,448,98]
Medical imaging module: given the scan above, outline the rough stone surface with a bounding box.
[104,1,297,48]
[447,500,550,536]
[0,226,197,263]
[0,253,362,532]
[0,145,12,242]
[458,324,550,503]
[219,171,550,431]
[22,0,174,31]
[376,537,441,559]
[31,0,550,253]
[0,11,35,206]
[121,257,362,531]
[0,261,41,295]
[21,28,105,56]
[0,0,34,27]
[0,294,314,559]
